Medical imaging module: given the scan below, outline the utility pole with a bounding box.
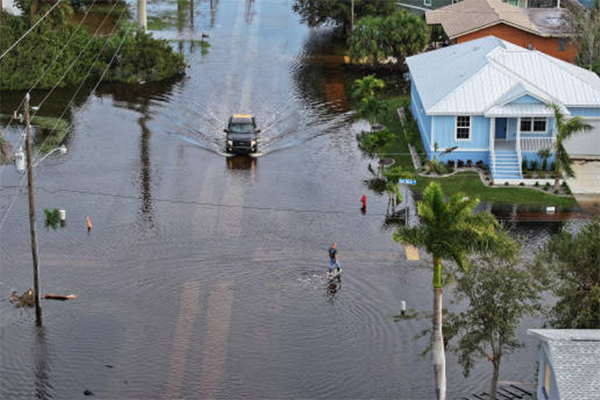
[24,93,42,326]
[137,0,147,31]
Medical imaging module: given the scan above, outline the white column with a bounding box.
[489,117,495,153]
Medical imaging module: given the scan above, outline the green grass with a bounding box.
[147,16,175,31]
[415,172,577,207]
[373,97,577,208]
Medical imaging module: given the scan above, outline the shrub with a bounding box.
[535,181,540,187]
[426,170,431,175]
[0,18,186,90]
[466,159,473,168]
[504,182,509,186]
[519,182,524,186]
[457,159,465,168]
[554,189,559,194]
[550,162,556,171]
[525,172,532,179]
[476,160,484,169]
[521,159,528,171]
[447,160,455,168]
[531,160,539,171]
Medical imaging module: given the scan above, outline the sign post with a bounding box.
[399,179,417,226]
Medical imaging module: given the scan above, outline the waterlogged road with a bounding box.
[0,1,578,398]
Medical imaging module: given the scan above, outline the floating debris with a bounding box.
[9,289,35,308]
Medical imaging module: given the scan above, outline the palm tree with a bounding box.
[537,147,551,172]
[393,182,516,400]
[352,74,385,101]
[550,103,592,190]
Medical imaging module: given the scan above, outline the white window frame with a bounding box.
[424,0,432,6]
[455,115,471,141]
[520,117,547,134]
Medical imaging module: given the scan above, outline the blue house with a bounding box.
[406,36,600,181]
[528,329,600,400]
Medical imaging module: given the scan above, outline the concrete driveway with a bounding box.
[567,160,600,194]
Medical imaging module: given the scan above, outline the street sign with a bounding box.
[399,179,417,185]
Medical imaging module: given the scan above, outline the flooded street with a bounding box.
[0,1,594,399]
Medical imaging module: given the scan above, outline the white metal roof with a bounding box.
[528,329,600,400]
[406,36,600,116]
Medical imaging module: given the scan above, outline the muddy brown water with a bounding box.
[0,1,593,399]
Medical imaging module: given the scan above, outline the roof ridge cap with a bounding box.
[486,52,565,107]
[533,49,600,93]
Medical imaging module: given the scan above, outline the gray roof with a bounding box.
[528,329,600,400]
[458,384,534,400]
[406,36,600,115]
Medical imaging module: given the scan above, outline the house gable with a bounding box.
[507,94,544,105]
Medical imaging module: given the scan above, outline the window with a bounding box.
[543,364,551,398]
[456,116,471,140]
[559,38,567,52]
[424,0,432,6]
[520,117,547,133]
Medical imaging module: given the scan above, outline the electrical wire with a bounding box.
[0,184,593,223]
[0,0,100,158]
[0,7,134,229]
[0,0,65,60]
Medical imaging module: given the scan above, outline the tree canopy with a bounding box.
[446,256,541,400]
[348,11,429,67]
[292,0,394,32]
[535,218,600,329]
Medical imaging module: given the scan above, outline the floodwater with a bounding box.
[0,1,594,399]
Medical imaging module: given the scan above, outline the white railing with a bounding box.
[516,138,522,176]
[520,137,555,152]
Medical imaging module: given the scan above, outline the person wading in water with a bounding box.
[328,243,340,273]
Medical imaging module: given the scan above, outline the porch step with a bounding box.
[492,150,522,180]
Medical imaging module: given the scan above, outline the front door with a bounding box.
[495,118,507,140]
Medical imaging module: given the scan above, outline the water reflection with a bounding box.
[33,327,52,400]
[226,155,257,171]
[244,0,255,24]
[138,110,155,228]
[326,280,342,304]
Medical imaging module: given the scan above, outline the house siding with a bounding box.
[568,107,600,118]
[433,115,489,150]
[398,0,454,12]
[536,342,560,400]
[455,23,577,62]
[510,94,543,104]
[411,80,433,155]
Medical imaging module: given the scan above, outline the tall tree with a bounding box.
[393,182,516,400]
[446,256,541,400]
[550,103,592,190]
[292,0,394,34]
[566,0,600,74]
[535,217,600,329]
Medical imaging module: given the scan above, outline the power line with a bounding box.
[0,0,100,157]
[0,0,65,60]
[0,7,133,229]
[0,184,592,223]
[31,4,131,157]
